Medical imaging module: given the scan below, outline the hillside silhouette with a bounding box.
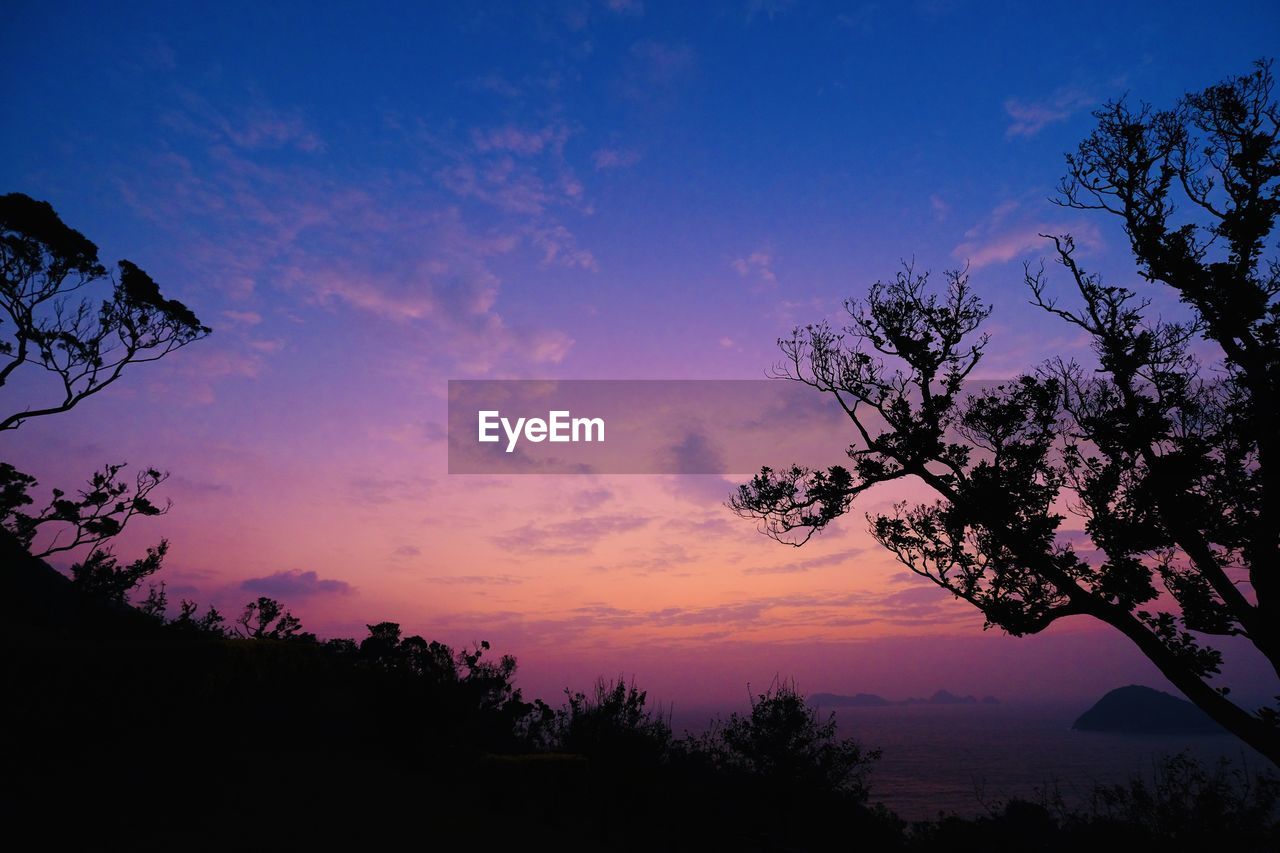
[2,531,901,850]
[5,531,1278,851]
[1074,686,1228,735]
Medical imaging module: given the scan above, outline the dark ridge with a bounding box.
[810,692,892,707]
[1073,685,1226,735]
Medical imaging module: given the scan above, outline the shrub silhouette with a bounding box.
[553,676,673,764]
[706,679,880,801]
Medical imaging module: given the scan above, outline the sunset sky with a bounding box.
[4,1,1278,708]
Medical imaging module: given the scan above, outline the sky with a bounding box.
[3,0,1278,709]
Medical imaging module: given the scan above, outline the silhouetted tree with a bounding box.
[69,540,167,605]
[236,596,311,641]
[171,597,226,635]
[0,194,207,610]
[694,680,879,801]
[553,676,673,762]
[731,61,1280,763]
[359,620,457,684]
[0,461,168,558]
[136,581,168,620]
[0,192,209,431]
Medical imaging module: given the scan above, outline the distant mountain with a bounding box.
[809,692,892,707]
[1073,685,1225,735]
[928,689,977,705]
[810,690,998,707]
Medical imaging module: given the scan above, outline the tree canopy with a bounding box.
[0,192,210,431]
[731,60,1280,764]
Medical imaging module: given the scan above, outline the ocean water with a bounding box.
[670,702,1267,823]
[833,703,1265,822]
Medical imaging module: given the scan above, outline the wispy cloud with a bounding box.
[625,40,695,97]
[605,0,644,15]
[1004,87,1093,138]
[426,574,525,586]
[731,249,778,289]
[163,88,325,152]
[929,193,950,222]
[953,199,1102,268]
[745,0,796,24]
[492,514,653,555]
[743,549,866,576]
[592,147,642,170]
[221,310,262,326]
[472,124,569,156]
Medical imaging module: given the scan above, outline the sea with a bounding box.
[669,701,1267,823]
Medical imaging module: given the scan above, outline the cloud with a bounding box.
[426,574,525,586]
[589,542,692,576]
[929,194,950,221]
[347,475,433,505]
[955,222,1102,269]
[1004,88,1093,139]
[428,120,598,280]
[570,487,615,512]
[592,147,642,170]
[437,158,555,215]
[164,88,324,153]
[604,0,644,15]
[145,337,270,404]
[745,0,796,23]
[472,125,569,156]
[465,73,522,98]
[666,431,727,474]
[240,570,353,599]
[527,329,576,364]
[836,5,878,31]
[657,473,737,506]
[468,583,975,644]
[953,200,1103,268]
[492,514,653,555]
[436,122,587,220]
[629,40,695,87]
[731,249,778,289]
[221,310,262,326]
[528,223,598,270]
[914,0,956,21]
[125,102,584,379]
[743,549,866,576]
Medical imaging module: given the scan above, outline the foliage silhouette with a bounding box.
[69,539,167,604]
[1,194,205,610]
[911,751,1279,851]
[0,461,169,559]
[0,192,209,431]
[552,676,673,762]
[4,531,1275,849]
[235,595,312,641]
[731,60,1280,765]
[698,678,880,800]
